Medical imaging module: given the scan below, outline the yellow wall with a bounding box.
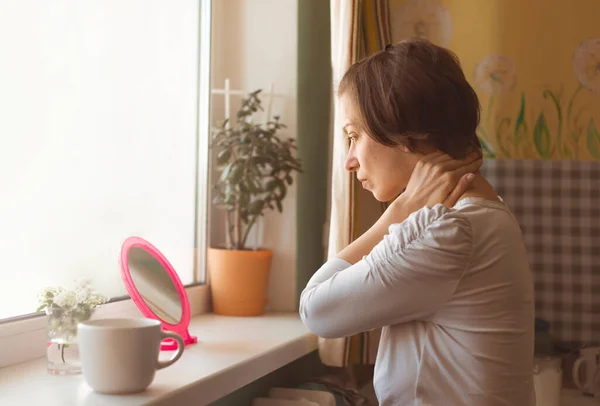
[390,0,600,160]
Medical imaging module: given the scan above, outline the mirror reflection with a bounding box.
[127,246,182,324]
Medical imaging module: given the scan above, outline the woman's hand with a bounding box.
[338,150,482,264]
[391,150,483,217]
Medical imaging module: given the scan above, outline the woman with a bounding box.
[300,39,534,405]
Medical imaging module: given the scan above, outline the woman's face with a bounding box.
[341,95,422,202]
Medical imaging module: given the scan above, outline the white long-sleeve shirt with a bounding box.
[300,198,535,406]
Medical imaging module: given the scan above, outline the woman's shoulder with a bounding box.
[387,204,473,250]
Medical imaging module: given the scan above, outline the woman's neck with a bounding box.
[458,171,501,203]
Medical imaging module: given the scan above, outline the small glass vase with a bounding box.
[46,307,93,375]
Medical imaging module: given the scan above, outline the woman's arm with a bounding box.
[300,205,473,338]
[299,151,482,338]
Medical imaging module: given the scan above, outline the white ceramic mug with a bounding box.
[78,318,184,394]
[572,346,600,396]
[533,355,562,406]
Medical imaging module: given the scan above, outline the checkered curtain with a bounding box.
[481,159,600,345]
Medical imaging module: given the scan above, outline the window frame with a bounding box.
[0,0,213,368]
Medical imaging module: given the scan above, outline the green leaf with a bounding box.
[239,192,250,209]
[241,179,256,194]
[587,119,600,158]
[514,92,528,137]
[543,89,562,157]
[252,156,270,167]
[224,195,235,206]
[272,178,286,200]
[216,150,231,165]
[513,92,529,155]
[220,162,234,183]
[495,118,511,158]
[229,162,245,184]
[248,199,264,215]
[477,131,495,159]
[212,195,224,205]
[265,178,278,191]
[533,112,551,159]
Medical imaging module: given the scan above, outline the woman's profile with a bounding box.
[300,39,534,406]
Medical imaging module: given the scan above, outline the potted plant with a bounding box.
[208,90,303,316]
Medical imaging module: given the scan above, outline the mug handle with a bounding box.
[156,331,185,370]
[572,357,587,390]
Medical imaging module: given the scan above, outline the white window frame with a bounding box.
[0,0,213,369]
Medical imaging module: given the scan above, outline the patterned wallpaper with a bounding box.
[389,0,600,160]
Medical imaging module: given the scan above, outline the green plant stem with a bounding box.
[496,118,511,158]
[543,89,562,157]
[241,214,260,249]
[230,132,241,249]
[572,110,584,157]
[225,211,233,249]
[567,85,583,123]
[567,85,583,155]
[235,202,242,250]
[57,343,66,363]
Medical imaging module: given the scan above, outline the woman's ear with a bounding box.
[399,145,411,153]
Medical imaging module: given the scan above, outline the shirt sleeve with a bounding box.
[299,204,473,339]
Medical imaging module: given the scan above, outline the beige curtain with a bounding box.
[320,0,359,368]
[319,0,390,368]
[327,0,358,261]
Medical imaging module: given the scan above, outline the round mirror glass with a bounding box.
[127,246,182,324]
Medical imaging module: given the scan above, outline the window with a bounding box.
[0,0,211,321]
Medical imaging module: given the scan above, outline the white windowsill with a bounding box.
[0,312,317,406]
[0,285,211,369]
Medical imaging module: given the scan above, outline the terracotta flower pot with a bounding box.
[207,247,273,316]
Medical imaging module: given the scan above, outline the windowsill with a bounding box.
[0,312,317,406]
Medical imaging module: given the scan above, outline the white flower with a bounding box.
[75,287,92,304]
[474,55,517,95]
[53,290,77,309]
[73,278,91,290]
[573,37,600,94]
[390,0,453,47]
[36,279,108,313]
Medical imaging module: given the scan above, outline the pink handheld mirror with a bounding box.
[120,236,197,351]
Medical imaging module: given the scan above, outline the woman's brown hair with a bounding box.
[339,38,481,158]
